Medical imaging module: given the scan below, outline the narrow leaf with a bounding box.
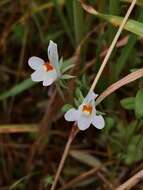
[61,64,75,73]
[0,79,35,100]
[61,74,76,80]
[61,104,73,112]
[81,2,143,37]
[69,150,105,170]
[120,97,135,110]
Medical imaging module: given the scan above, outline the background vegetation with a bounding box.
[0,0,143,189]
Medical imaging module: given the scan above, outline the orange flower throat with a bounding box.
[82,104,92,114]
[43,62,54,71]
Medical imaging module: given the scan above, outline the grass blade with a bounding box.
[73,1,85,45]
[108,0,120,41]
[53,0,74,47]
[81,2,143,37]
[0,78,35,100]
[112,8,143,81]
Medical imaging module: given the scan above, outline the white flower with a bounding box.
[64,92,105,131]
[28,40,60,86]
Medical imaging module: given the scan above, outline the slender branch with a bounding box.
[0,124,37,133]
[96,68,143,105]
[26,89,57,171]
[89,0,137,92]
[50,125,79,190]
[58,161,113,190]
[116,170,143,190]
[58,167,101,190]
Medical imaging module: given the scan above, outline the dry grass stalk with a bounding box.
[50,125,79,190]
[116,170,143,190]
[96,68,143,105]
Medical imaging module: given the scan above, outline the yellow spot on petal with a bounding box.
[82,104,93,115]
[43,62,54,71]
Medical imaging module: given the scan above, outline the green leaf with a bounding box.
[75,88,84,101]
[125,135,143,165]
[125,121,138,140]
[61,104,73,112]
[120,97,135,110]
[112,9,143,80]
[81,3,143,37]
[135,89,143,119]
[0,79,35,100]
[43,175,53,187]
[73,1,85,45]
[12,23,25,43]
[53,0,74,47]
[70,150,104,168]
[61,74,76,80]
[61,64,75,73]
[60,57,74,70]
[74,97,81,107]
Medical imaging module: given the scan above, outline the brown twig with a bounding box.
[0,124,37,133]
[50,124,79,190]
[96,68,143,105]
[116,169,143,190]
[97,171,114,190]
[58,167,101,190]
[26,89,57,171]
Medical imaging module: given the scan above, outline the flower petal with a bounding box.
[92,115,105,129]
[48,40,60,74]
[43,78,54,86]
[85,92,98,101]
[83,92,98,104]
[42,70,57,86]
[31,70,44,82]
[77,116,91,130]
[28,56,44,70]
[64,108,80,121]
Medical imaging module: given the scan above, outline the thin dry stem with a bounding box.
[97,172,114,190]
[0,124,37,133]
[96,68,143,105]
[50,125,79,190]
[58,167,101,190]
[116,169,143,190]
[26,89,57,172]
[58,161,113,190]
[89,0,137,92]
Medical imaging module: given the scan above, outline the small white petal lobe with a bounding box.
[92,115,105,129]
[42,70,57,86]
[31,70,44,82]
[28,56,44,70]
[48,41,59,73]
[43,78,54,86]
[84,91,98,103]
[77,116,91,130]
[64,108,80,121]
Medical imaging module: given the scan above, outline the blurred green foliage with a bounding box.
[1,0,143,188]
